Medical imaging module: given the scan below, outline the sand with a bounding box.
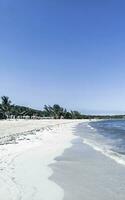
[50,122,125,200]
[0,119,85,200]
[1,119,124,200]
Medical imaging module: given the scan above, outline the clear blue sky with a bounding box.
[0,0,125,114]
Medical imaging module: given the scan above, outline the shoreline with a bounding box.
[80,121,125,166]
[1,119,125,199]
[0,119,85,200]
[50,122,125,200]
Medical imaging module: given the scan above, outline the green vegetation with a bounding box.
[0,96,83,119]
[0,96,125,120]
[0,96,12,119]
[44,104,64,119]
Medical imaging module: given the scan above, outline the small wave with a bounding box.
[87,124,95,130]
[83,139,125,166]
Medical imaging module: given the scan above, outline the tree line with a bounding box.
[0,96,125,120]
[0,96,84,119]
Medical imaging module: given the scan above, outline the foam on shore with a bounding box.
[82,122,125,166]
[50,124,125,200]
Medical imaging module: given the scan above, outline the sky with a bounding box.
[0,0,125,114]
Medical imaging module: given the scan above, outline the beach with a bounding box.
[51,122,125,200]
[0,119,125,200]
[0,119,83,200]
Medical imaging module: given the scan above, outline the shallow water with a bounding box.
[90,120,125,155]
[78,120,125,165]
[50,122,125,200]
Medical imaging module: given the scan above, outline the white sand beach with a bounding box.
[51,129,125,200]
[1,119,125,200]
[0,119,85,200]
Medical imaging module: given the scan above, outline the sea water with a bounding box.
[78,120,125,166]
[50,121,125,200]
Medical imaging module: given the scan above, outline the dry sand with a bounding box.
[0,119,85,200]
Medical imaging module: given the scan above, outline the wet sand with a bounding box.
[50,123,125,200]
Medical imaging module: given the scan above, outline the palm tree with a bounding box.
[44,105,53,117]
[44,104,65,119]
[52,104,64,119]
[71,110,82,119]
[1,96,12,119]
[64,111,72,119]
